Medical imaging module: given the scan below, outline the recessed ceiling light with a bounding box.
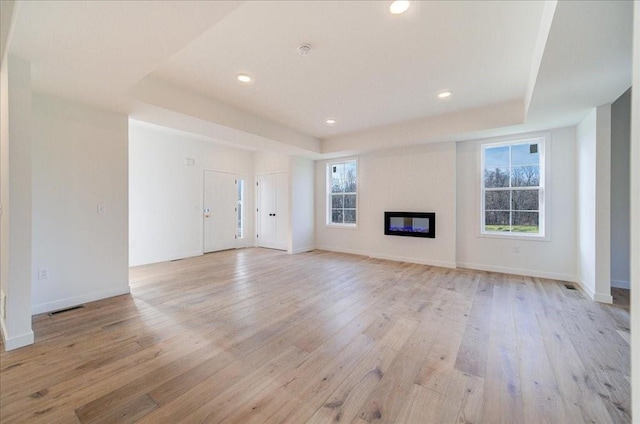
[438,90,452,99]
[237,73,252,83]
[389,1,410,15]
[326,119,337,125]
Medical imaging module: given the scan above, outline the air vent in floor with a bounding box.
[564,284,577,290]
[48,305,84,316]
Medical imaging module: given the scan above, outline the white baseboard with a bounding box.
[290,246,315,254]
[611,279,630,289]
[32,286,131,316]
[593,292,614,304]
[315,245,370,257]
[129,250,203,267]
[308,249,618,304]
[0,318,34,351]
[370,253,456,269]
[456,262,576,283]
[315,246,456,268]
[573,279,614,304]
[574,279,596,300]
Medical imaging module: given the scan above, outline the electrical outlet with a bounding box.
[38,268,49,280]
[512,246,520,254]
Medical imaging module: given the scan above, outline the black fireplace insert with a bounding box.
[384,212,435,238]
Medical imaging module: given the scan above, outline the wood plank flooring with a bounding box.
[0,248,631,423]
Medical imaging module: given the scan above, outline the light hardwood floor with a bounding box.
[0,248,631,423]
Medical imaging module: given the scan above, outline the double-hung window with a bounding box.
[481,137,546,237]
[327,159,357,226]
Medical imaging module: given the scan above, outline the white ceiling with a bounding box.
[4,0,633,157]
[152,1,544,138]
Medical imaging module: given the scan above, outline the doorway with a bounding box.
[203,171,244,253]
[257,172,288,250]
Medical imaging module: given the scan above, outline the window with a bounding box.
[236,179,244,239]
[481,137,545,237]
[327,159,357,226]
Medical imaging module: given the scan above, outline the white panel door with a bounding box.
[203,171,237,253]
[257,172,288,250]
[258,173,276,248]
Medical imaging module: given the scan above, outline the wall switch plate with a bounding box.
[38,268,49,280]
[97,203,105,214]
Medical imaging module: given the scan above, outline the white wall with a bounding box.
[630,3,639,414]
[0,54,34,350]
[315,143,457,268]
[289,156,314,254]
[457,127,577,281]
[129,121,254,266]
[595,105,612,301]
[31,94,130,315]
[577,110,597,294]
[610,88,631,289]
[576,106,613,303]
[0,0,15,62]
[254,151,289,174]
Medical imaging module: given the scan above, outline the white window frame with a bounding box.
[326,158,358,228]
[480,135,549,240]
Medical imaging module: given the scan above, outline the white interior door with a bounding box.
[204,171,237,253]
[257,172,288,250]
[258,174,276,248]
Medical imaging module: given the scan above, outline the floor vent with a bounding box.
[564,284,577,291]
[48,305,84,316]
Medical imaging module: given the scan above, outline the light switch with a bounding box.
[97,204,105,214]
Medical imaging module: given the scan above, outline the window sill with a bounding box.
[478,231,550,242]
[326,223,358,230]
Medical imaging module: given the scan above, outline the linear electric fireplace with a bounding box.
[384,212,436,238]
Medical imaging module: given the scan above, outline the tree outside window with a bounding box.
[482,139,545,236]
[327,159,357,226]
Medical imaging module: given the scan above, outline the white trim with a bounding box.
[456,261,576,283]
[256,170,289,176]
[574,278,596,299]
[315,246,370,258]
[290,246,315,254]
[611,279,630,290]
[325,157,358,228]
[574,279,613,304]
[235,176,247,246]
[593,292,613,304]
[371,253,456,269]
[0,323,34,351]
[324,223,358,230]
[316,246,455,268]
[129,250,202,267]
[477,232,552,242]
[479,133,550,240]
[315,251,614,304]
[31,286,131,316]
